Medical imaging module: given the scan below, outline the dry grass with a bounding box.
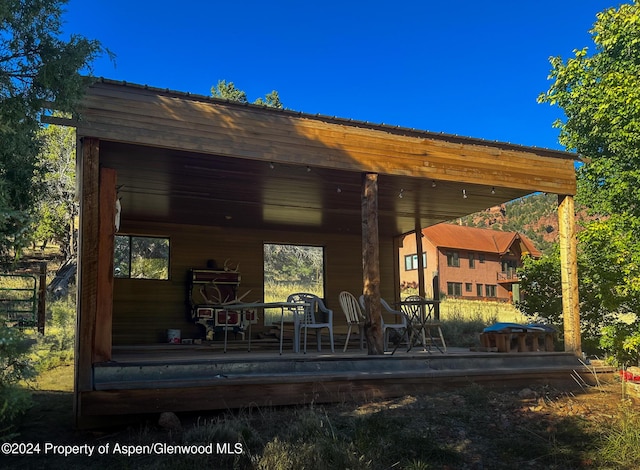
[439,298,527,324]
[261,283,527,327]
[32,363,74,392]
[8,368,638,469]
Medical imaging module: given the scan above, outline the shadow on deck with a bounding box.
[78,340,610,426]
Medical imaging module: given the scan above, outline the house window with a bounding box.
[446,251,460,267]
[465,282,473,292]
[485,284,497,297]
[404,252,426,271]
[469,253,475,268]
[263,243,325,323]
[479,254,485,263]
[447,282,462,296]
[476,284,483,297]
[114,235,170,280]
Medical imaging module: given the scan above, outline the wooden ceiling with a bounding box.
[102,141,542,238]
[63,80,579,238]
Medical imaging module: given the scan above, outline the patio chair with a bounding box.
[338,291,366,352]
[287,293,335,353]
[359,295,408,351]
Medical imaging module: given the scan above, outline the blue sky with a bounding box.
[63,1,621,151]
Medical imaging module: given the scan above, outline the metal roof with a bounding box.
[91,77,580,163]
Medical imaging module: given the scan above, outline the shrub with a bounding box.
[441,311,496,348]
[0,323,35,440]
[31,292,76,372]
[600,321,640,367]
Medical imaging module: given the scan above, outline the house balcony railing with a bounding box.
[497,270,519,283]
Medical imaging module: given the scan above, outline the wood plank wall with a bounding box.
[113,220,396,344]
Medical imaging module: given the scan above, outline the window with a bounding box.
[485,284,497,297]
[446,251,460,267]
[465,282,473,292]
[469,252,475,268]
[476,284,483,297]
[479,254,485,263]
[447,282,462,296]
[114,235,170,280]
[263,243,325,323]
[404,252,426,271]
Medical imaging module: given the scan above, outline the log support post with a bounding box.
[94,167,116,362]
[414,224,426,299]
[558,194,581,355]
[361,173,384,354]
[75,137,117,426]
[76,137,99,428]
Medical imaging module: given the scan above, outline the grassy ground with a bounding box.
[7,282,631,469]
[5,365,639,469]
[439,298,527,324]
[261,284,528,327]
[33,363,74,392]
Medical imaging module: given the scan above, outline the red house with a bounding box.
[400,223,541,302]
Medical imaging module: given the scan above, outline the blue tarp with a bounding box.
[482,322,556,333]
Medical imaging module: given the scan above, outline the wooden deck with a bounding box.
[77,340,607,427]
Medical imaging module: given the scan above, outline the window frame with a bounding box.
[446,251,460,268]
[404,252,426,271]
[485,284,497,297]
[447,282,462,296]
[263,243,326,325]
[114,234,171,280]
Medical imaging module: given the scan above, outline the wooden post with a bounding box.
[558,194,581,355]
[94,168,117,362]
[432,274,440,321]
[392,235,402,303]
[414,224,426,299]
[37,261,46,334]
[361,173,384,354]
[75,137,100,425]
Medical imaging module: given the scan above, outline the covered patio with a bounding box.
[48,79,582,426]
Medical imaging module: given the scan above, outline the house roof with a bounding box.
[48,79,580,237]
[80,79,581,162]
[422,223,542,258]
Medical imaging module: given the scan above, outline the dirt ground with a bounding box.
[4,367,639,469]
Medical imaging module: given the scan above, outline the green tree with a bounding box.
[31,122,77,258]
[518,221,637,345]
[539,2,640,221]
[535,1,640,361]
[0,0,103,261]
[211,79,283,109]
[264,244,323,285]
[517,251,563,328]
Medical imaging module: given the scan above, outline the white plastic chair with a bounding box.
[287,293,335,353]
[359,295,408,351]
[338,291,366,352]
